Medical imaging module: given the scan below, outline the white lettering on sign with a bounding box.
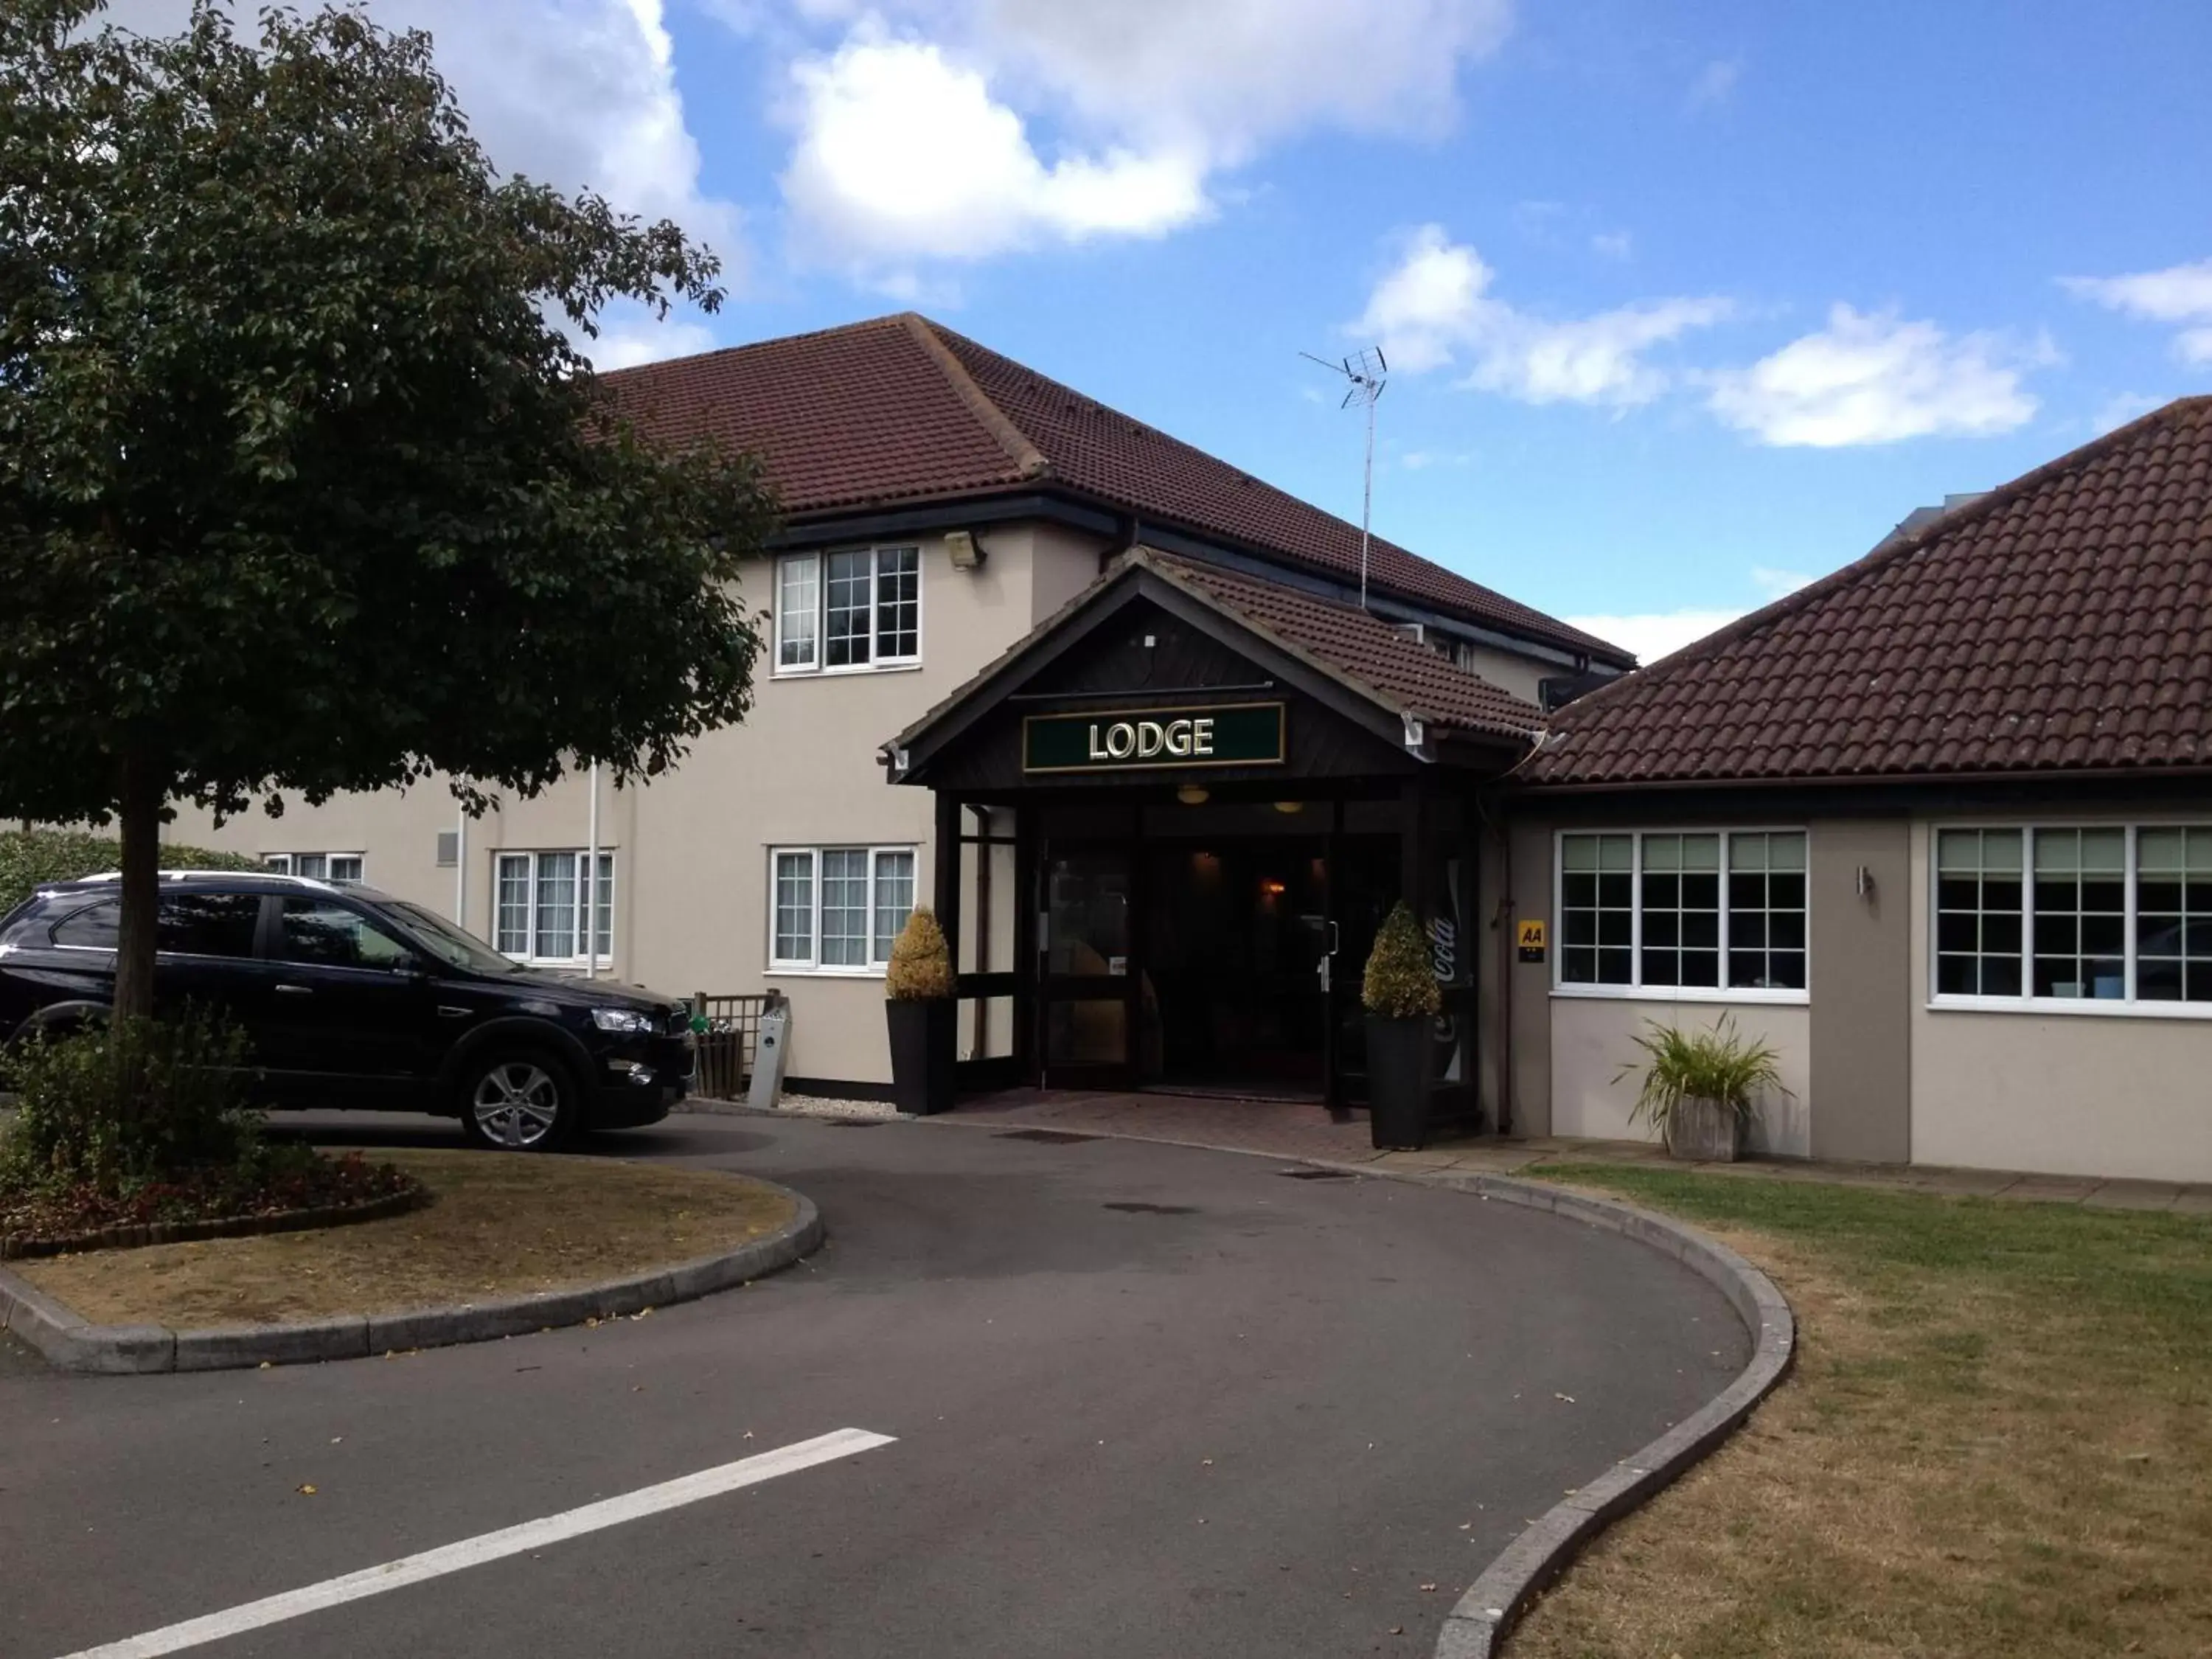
[1085,717,1218,762]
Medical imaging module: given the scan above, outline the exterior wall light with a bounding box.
[945,529,984,570]
[1176,784,1210,805]
[1273,800,1304,814]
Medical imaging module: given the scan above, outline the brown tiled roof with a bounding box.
[1142,552,1545,743]
[889,547,1543,759]
[1521,395,2212,787]
[602,313,1627,664]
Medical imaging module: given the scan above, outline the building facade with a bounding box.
[168,315,2212,1182]
[167,313,1624,1093]
[1502,394,2212,1183]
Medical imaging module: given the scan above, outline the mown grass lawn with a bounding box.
[1508,1164,2212,1659]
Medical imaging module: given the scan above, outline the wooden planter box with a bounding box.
[1668,1095,1743,1162]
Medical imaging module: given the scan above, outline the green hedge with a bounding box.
[0,830,263,917]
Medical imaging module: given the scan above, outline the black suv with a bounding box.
[0,871,696,1151]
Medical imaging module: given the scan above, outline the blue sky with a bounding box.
[240,0,2212,661]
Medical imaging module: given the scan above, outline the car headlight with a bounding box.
[591,1007,653,1034]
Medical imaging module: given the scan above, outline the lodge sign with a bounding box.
[1023,702,1286,773]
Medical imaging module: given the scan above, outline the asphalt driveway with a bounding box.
[2,1110,1747,1658]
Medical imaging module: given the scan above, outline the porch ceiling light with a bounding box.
[1273,800,1304,814]
[1176,784,1209,805]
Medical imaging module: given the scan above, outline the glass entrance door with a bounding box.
[1040,848,1134,1088]
[1140,840,1331,1099]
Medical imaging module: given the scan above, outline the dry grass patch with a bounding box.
[1506,1165,2212,1659]
[16,1148,796,1328]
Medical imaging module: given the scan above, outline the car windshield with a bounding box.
[385,901,519,974]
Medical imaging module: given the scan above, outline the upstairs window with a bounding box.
[775,548,921,674]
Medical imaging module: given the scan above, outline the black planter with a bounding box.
[1365,1014,1433,1150]
[886,998,956,1116]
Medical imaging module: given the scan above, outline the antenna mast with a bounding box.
[1300,346,1388,609]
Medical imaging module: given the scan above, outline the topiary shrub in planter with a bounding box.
[1362,901,1441,1151]
[1614,1013,1789,1161]
[884,907,956,1116]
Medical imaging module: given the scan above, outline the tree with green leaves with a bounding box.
[0,1,776,1023]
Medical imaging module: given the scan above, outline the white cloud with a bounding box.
[1399,448,1475,470]
[780,32,1208,264]
[1353,226,1731,406]
[1568,566,1812,666]
[2064,258,2212,364]
[1706,305,2045,447]
[1591,230,1633,261]
[582,309,720,371]
[1563,608,1744,666]
[2092,392,2163,434]
[102,0,740,265]
[1686,56,1742,110]
[766,1,1514,266]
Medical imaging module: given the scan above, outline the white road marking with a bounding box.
[60,1427,896,1659]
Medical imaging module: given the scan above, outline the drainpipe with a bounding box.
[454,801,467,928]
[585,762,601,979]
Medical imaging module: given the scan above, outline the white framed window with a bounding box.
[1555,829,1807,1001]
[773,548,921,675]
[1931,823,2212,1015]
[767,845,918,973]
[492,849,613,964]
[264,852,365,883]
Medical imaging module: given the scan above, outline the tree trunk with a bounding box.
[113,750,162,1027]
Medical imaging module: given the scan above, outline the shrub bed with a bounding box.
[0,1009,422,1258]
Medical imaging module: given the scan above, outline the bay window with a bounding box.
[774,547,920,674]
[768,846,917,971]
[1557,829,1807,997]
[1933,824,2212,1009]
[493,850,613,963]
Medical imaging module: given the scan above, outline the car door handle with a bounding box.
[437,1006,476,1020]
[273,984,314,997]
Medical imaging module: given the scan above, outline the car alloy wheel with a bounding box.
[471,1060,564,1150]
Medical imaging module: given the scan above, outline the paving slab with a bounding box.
[2081,1180,2183,1211]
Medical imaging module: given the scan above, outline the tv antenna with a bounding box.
[1300,347,1388,609]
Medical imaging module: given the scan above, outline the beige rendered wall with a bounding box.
[1551,995,1812,1155]
[1456,643,1551,708]
[1807,816,1912,1163]
[166,523,1107,1088]
[1907,815,2212,1182]
[1505,810,1812,1153]
[1490,814,1557,1136]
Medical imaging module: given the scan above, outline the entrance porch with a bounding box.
[886,548,1554,1134]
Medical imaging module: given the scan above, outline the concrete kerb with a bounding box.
[0,1186,824,1376]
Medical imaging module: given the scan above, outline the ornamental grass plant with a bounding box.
[1615,1013,1787,1147]
[1362,901,1441,1019]
[885,906,954,1001]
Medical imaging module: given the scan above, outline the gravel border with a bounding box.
[0,1179,822,1375]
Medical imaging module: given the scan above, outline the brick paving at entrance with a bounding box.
[947,1089,2212,1214]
